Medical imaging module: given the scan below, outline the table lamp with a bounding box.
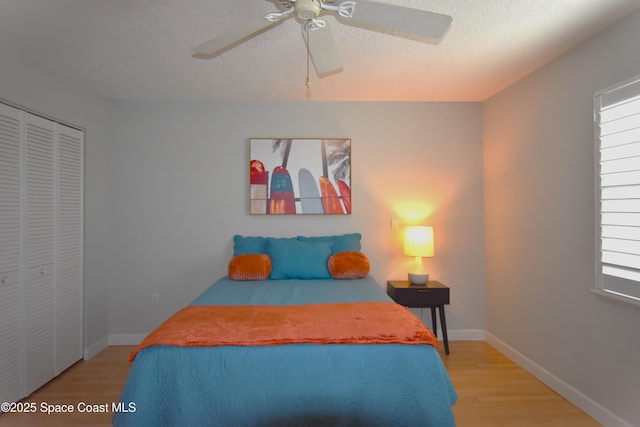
[404,226,434,286]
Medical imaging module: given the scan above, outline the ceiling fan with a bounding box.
[192,0,452,78]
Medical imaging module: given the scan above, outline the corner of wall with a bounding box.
[83,336,109,360]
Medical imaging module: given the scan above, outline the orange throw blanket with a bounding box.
[130,302,438,361]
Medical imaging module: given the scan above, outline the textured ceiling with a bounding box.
[1,0,639,102]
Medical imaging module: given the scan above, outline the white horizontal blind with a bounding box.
[595,75,640,301]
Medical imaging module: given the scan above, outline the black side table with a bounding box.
[386,280,450,355]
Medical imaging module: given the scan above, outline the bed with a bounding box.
[113,235,457,427]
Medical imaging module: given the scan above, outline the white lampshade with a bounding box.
[404,226,434,285]
[404,226,435,257]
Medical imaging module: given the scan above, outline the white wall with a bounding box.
[107,100,485,337]
[0,40,111,357]
[483,10,640,427]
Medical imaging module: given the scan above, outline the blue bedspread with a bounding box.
[191,276,393,305]
[113,276,457,426]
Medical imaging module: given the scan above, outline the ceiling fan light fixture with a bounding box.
[295,0,321,20]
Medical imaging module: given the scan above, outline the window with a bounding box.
[594,74,640,307]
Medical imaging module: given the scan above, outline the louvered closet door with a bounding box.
[23,112,56,394]
[55,124,83,374]
[0,103,24,403]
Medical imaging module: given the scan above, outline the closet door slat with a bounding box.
[55,124,83,374]
[0,103,24,403]
[23,112,56,394]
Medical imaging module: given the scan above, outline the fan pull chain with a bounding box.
[303,19,324,90]
[305,25,311,89]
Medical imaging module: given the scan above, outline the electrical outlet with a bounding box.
[151,293,159,306]
[391,218,400,231]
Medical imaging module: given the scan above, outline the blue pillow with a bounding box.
[267,238,333,279]
[233,235,267,255]
[297,233,361,254]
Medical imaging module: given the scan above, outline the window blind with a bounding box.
[595,75,640,301]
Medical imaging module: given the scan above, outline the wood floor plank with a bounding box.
[0,342,601,426]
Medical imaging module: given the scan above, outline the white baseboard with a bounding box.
[412,307,485,341]
[446,329,485,341]
[108,333,147,346]
[485,332,634,427]
[83,336,109,360]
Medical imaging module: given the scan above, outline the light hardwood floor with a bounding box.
[0,341,601,426]
[439,342,601,427]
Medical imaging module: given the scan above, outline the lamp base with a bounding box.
[408,272,429,286]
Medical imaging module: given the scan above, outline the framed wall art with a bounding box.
[250,138,351,215]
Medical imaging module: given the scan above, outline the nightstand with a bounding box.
[386,280,450,355]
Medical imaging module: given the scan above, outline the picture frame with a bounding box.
[250,138,351,215]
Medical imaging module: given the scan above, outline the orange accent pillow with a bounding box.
[328,251,370,279]
[228,254,272,281]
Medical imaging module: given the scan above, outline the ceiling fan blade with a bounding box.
[303,21,343,76]
[347,0,452,41]
[192,14,287,59]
